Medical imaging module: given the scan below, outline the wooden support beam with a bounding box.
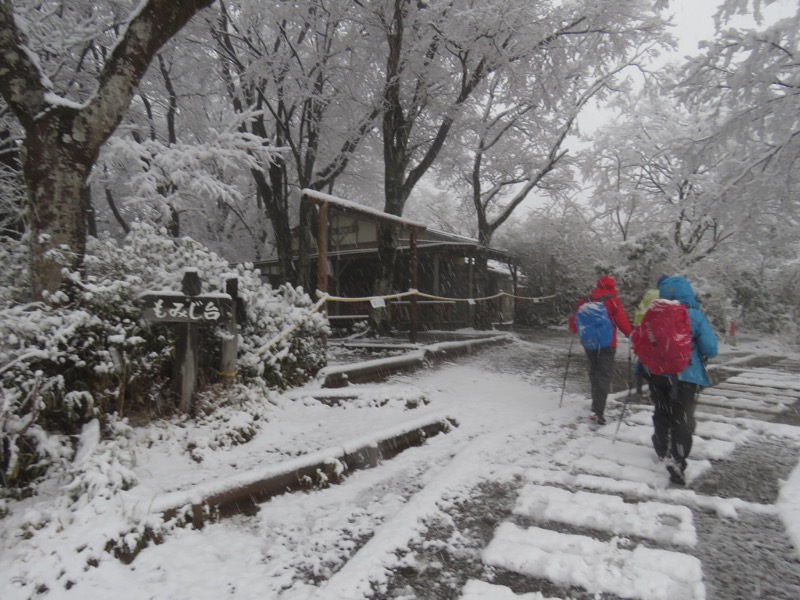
[175,271,201,413]
[317,200,329,294]
[220,277,239,386]
[409,229,419,343]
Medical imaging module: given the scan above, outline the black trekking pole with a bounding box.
[613,344,634,444]
[559,336,574,408]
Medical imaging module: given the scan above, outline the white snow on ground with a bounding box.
[460,579,561,599]
[482,522,705,600]
[779,458,800,566]
[513,485,697,546]
[1,335,799,600]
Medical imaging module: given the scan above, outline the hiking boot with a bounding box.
[665,459,686,486]
[589,413,606,426]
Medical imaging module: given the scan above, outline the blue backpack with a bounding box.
[575,295,613,350]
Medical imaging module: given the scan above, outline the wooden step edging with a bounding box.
[318,333,513,387]
[153,413,458,529]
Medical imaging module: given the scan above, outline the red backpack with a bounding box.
[632,299,692,375]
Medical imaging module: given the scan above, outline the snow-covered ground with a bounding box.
[2,329,799,600]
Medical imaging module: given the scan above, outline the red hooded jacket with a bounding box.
[568,275,632,349]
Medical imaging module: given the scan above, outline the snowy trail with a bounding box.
[3,333,800,600]
[312,430,511,600]
[311,417,575,600]
[308,344,800,600]
[313,396,794,600]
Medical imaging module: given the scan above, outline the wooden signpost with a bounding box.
[141,270,240,413]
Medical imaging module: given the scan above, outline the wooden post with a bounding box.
[510,261,518,326]
[141,271,233,414]
[317,200,329,295]
[174,270,201,412]
[409,229,419,343]
[316,199,329,347]
[220,276,239,385]
[433,254,440,295]
[467,253,475,327]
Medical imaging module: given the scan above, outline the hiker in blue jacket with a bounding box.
[646,275,718,485]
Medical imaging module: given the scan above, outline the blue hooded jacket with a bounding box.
[657,276,718,386]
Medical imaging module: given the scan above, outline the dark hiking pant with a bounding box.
[584,346,616,418]
[645,374,700,469]
[634,360,645,395]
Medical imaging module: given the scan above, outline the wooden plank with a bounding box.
[726,375,800,392]
[159,417,457,528]
[702,387,798,405]
[713,381,800,398]
[697,393,788,414]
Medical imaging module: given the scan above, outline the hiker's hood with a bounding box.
[595,275,617,294]
[658,276,699,309]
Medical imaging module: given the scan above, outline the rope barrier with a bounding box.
[315,290,417,303]
[254,290,555,359]
[323,290,556,304]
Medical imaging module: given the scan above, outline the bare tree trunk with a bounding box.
[297,200,316,293]
[252,168,297,285]
[0,0,217,298]
[374,0,481,333]
[23,112,92,297]
[371,221,399,335]
[105,186,131,234]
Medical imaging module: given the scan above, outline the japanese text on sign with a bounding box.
[141,295,232,324]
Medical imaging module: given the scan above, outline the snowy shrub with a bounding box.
[0,224,327,489]
[615,231,676,309]
[182,381,277,463]
[499,214,605,325]
[731,271,786,335]
[680,274,728,335]
[63,419,137,504]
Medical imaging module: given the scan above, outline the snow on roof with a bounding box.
[302,189,428,230]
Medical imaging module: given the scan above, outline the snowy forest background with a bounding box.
[0,0,799,490]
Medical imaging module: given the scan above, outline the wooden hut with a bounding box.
[253,192,519,331]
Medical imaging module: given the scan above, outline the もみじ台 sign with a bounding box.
[141,293,231,324]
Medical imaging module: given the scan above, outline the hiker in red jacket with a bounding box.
[569,275,632,425]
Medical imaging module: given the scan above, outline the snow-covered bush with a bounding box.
[0,224,327,489]
[729,270,797,336]
[614,232,675,305]
[499,213,606,325]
